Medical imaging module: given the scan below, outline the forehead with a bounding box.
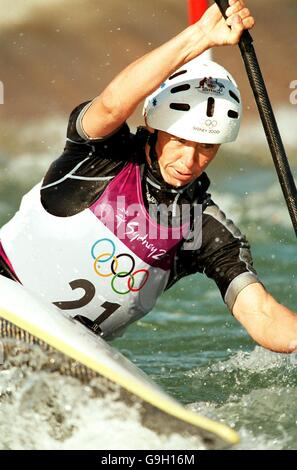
[157,130,190,143]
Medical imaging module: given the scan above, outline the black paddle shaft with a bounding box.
[215,0,297,236]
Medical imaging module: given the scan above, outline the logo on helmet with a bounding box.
[205,119,218,128]
[196,77,225,95]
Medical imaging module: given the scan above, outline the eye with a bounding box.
[200,143,215,150]
[171,137,187,145]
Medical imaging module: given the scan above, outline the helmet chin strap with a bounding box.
[147,129,159,172]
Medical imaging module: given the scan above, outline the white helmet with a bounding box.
[143,58,242,144]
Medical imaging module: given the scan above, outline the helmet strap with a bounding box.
[148,130,160,173]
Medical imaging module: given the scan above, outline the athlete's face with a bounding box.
[150,131,220,187]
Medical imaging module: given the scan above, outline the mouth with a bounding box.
[171,167,193,182]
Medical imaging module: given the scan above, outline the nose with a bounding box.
[180,146,196,171]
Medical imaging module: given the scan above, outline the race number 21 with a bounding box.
[53,279,120,334]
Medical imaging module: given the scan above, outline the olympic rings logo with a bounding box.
[91,238,149,295]
[205,119,218,128]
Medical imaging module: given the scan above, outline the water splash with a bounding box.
[187,347,297,450]
[0,342,207,450]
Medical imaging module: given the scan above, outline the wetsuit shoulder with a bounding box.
[41,102,143,217]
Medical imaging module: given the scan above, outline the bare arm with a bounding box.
[82,0,254,139]
[233,283,297,353]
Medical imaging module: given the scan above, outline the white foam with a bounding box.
[0,115,66,187]
[0,363,206,450]
[209,183,294,231]
[225,106,297,159]
[187,346,297,449]
[187,346,296,379]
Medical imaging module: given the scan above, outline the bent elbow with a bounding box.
[82,88,126,139]
[100,86,125,123]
